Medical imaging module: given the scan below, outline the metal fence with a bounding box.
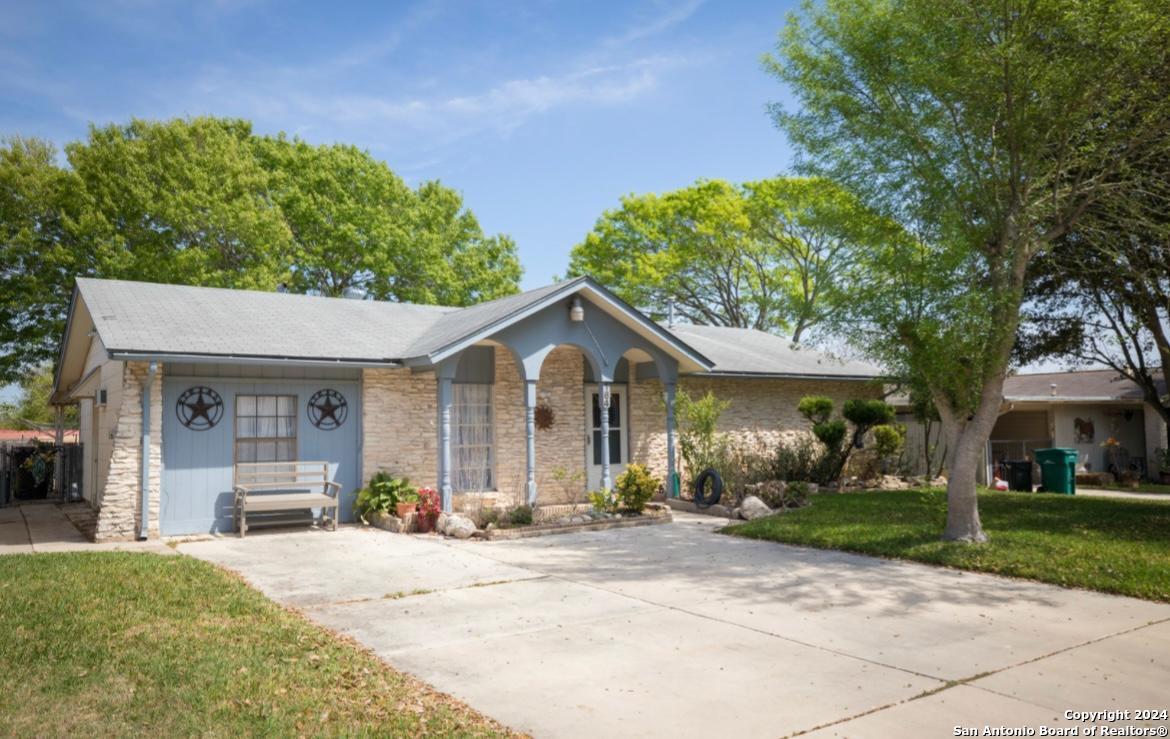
[986,439,1051,484]
[0,442,83,507]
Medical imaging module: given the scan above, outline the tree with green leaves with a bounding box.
[568,176,884,342]
[1020,169,1170,443]
[0,365,77,429]
[0,117,522,383]
[1,137,88,386]
[769,0,1170,540]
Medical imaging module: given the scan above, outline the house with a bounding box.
[987,370,1167,481]
[51,276,881,541]
[898,369,1168,483]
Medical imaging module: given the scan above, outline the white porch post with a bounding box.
[599,381,612,490]
[664,381,677,498]
[524,379,538,505]
[438,376,454,512]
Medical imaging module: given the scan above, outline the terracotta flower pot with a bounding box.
[416,514,436,534]
[395,502,417,518]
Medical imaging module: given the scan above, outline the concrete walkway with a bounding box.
[179,514,1170,738]
[1077,486,1170,503]
[0,502,172,555]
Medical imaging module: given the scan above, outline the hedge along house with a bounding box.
[52,276,881,541]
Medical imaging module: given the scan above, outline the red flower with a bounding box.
[417,487,441,518]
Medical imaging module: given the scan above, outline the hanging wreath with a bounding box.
[534,402,555,430]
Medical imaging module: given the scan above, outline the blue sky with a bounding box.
[0,0,799,290]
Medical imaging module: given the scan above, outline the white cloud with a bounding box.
[603,0,705,47]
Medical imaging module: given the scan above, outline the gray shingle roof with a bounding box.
[73,277,880,379]
[667,324,882,379]
[1004,369,1166,401]
[401,277,584,359]
[76,278,455,363]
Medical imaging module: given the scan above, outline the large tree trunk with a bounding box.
[942,424,990,542]
[933,342,1014,543]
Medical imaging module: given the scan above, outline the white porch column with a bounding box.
[524,379,538,505]
[664,381,677,498]
[438,376,454,512]
[599,381,612,490]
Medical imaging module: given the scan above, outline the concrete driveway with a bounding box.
[179,514,1170,738]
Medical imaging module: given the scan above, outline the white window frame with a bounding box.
[234,394,298,463]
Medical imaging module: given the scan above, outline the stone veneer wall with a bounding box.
[93,361,162,542]
[629,372,881,483]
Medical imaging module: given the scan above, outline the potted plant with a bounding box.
[395,486,420,518]
[355,472,416,523]
[1155,448,1170,485]
[416,487,440,533]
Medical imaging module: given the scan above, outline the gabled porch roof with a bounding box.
[401,275,713,374]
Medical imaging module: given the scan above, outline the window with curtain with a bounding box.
[235,395,297,462]
[452,383,493,491]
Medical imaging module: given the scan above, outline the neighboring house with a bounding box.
[897,370,1168,483]
[0,429,80,444]
[51,276,881,541]
[988,370,1167,481]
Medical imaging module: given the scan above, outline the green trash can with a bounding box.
[1035,448,1078,495]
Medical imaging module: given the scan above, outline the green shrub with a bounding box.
[771,435,821,481]
[812,419,847,450]
[872,423,907,474]
[719,436,774,506]
[613,463,660,513]
[588,488,619,514]
[872,424,905,458]
[675,390,730,492]
[797,395,834,424]
[355,472,416,521]
[508,504,533,526]
[842,398,895,428]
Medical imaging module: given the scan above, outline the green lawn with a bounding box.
[0,552,514,738]
[726,489,1170,602]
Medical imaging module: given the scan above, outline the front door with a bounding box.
[585,385,628,490]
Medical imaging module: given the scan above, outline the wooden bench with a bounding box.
[233,461,341,537]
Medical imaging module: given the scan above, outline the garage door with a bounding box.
[161,377,361,536]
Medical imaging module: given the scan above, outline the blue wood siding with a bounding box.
[161,375,361,536]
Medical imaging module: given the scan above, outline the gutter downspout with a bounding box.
[139,361,157,540]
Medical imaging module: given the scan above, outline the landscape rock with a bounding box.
[930,476,948,487]
[705,504,731,518]
[368,510,405,533]
[740,495,773,520]
[445,514,477,539]
[874,475,911,490]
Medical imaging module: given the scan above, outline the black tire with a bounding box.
[693,468,723,508]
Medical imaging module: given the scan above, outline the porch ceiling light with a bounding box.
[570,296,585,322]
